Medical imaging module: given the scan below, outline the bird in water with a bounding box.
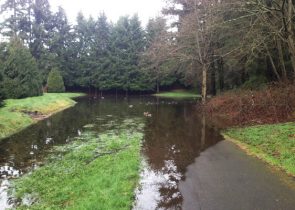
[143,112,152,117]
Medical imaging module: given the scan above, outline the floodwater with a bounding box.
[0,96,294,209]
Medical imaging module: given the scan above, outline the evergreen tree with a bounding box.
[141,17,177,92]
[50,6,73,87]
[2,37,42,98]
[146,17,166,47]
[92,13,111,92]
[108,15,146,93]
[47,67,65,93]
[128,15,146,91]
[0,70,4,106]
[30,0,55,82]
[0,0,25,37]
[73,13,97,89]
[0,43,5,106]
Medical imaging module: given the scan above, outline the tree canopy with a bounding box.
[1,37,41,99]
[0,0,294,101]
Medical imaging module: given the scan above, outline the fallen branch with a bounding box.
[86,145,130,164]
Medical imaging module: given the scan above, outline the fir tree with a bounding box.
[92,13,111,91]
[2,37,42,99]
[0,43,6,105]
[0,71,4,106]
[47,67,65,93]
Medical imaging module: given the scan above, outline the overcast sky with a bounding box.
[50,0,166,25]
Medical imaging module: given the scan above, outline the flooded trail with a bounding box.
[133,101,295,210]
[0,96,294,209]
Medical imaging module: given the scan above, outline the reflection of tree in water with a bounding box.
[141,102,223,209]
[0,97,144,175]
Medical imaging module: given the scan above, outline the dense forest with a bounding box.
[0,0,295,102]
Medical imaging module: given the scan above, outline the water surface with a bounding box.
[0,96,294,210]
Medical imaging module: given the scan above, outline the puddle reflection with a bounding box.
[134,102,223,209]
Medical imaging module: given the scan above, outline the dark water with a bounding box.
[1,96,294,210]
[0,96,222,209]
[133,100,222,209]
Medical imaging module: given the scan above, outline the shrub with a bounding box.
[2,37,42,99]
[47,68,65,93]
[204,83,295,127]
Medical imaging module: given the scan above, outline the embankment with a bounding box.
[0,93,84,140]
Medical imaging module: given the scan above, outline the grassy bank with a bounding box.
[13,120,143,209]
[0,93,84,140]
[224,122,295,176]
[153,89,200,98]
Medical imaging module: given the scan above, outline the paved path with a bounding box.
[179,141,295,210]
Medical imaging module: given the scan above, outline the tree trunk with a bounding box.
[287,38,295,78]
[156,80,159,93]
[201,64,207,103]
[211,67,216,96]
[265,45,281,81]
[287,0,295,78]
[218,57,224,92]
[276,37,287,80]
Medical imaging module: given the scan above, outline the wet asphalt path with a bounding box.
[179,141,295,210]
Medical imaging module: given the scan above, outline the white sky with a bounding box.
[50,0,166,25]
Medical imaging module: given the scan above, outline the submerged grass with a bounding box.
[153,89,200,98]
[224,122,295,176]
[13,119,144,210]
[0,93,84,140]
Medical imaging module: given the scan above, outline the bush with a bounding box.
[204,83,295,127]
[47,68,65,93]
[2,37,42,99]
[241,75,268,90]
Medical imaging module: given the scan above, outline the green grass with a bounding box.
[0,93,84,140]
[153,89,200,98]
[224,122,295,176]
[13,120,143,210]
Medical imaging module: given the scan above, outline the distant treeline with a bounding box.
[0,0,182,100]
[1,0,295,103]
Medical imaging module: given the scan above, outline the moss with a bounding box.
[224,122,295,176]
[0,93,84,140]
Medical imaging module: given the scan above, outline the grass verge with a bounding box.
[224,122,295,176]
[13,119,143,210]
[153,89,200,99]
[0,93,84,140]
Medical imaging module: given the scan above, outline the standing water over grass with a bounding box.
[0,95,219,209]
[0,96,294,209]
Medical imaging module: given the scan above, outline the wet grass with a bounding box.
[224,122,295,176]
[0,93,84,140]
[153,89,200,98]
[13,120,143,210]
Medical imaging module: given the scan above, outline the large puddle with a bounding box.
[1,96,294,209]
[0,96,221,208]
